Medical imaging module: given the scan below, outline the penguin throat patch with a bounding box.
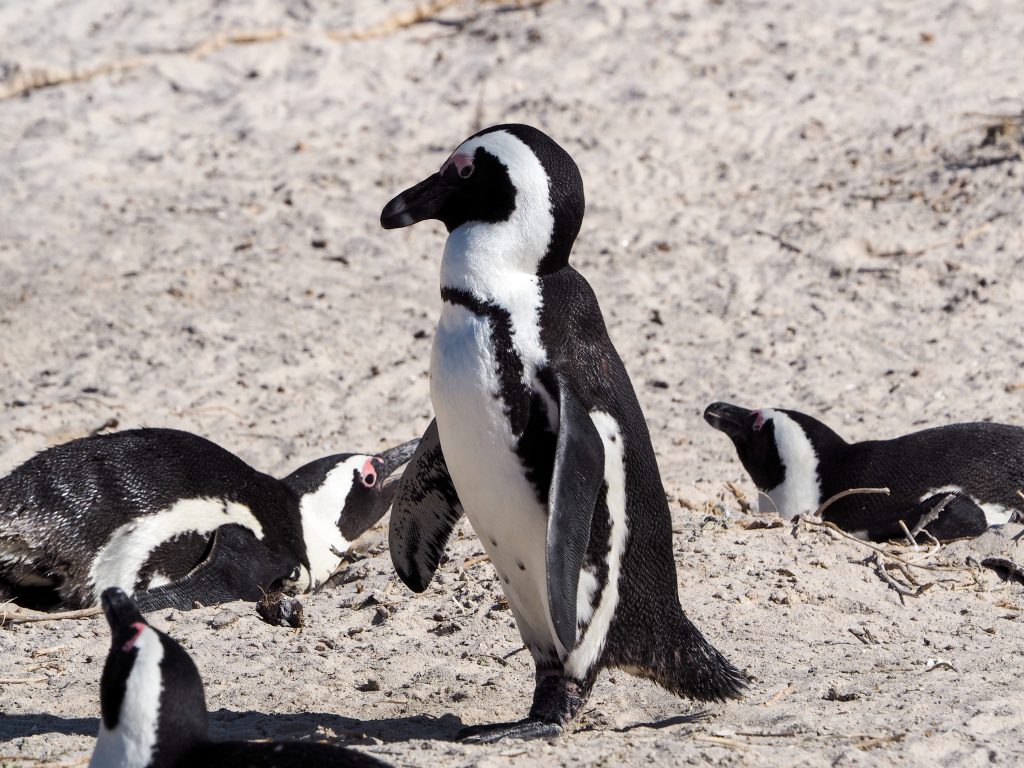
[123,622,146,652]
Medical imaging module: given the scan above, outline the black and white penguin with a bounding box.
[0,429,418,611]
[380,124,745,741]
[91,587,391,767]
[704,402,1024,541]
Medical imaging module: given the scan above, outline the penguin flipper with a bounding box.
[132,524,296,612]
[389,420,464,593]
[547,376,605,652]
[905,492,989,541]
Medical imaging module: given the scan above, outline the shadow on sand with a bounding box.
[209,709,465,744]
[0,710,465,746]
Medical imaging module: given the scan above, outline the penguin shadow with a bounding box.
[209,709,466,744]
[0,712,98,740]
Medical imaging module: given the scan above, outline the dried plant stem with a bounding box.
[813,487,891,518]
[798,517,973,574]
[1,605,102,625]
[1,0,551,100]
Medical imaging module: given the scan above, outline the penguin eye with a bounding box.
[442,153,475,181]
[359,458,377,488]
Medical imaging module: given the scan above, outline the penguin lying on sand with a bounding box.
[704,402,1024,541]
[91,587,390,768]
[380,124,746,742]
[0,428,417,611]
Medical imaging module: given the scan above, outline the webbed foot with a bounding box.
[458,718,563,744]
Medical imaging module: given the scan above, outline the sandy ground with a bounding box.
[2,0,1024,765]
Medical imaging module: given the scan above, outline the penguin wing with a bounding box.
[907,492,989,541]
[132,524,297,612]
[546,374,606,652]
[389,420,464,592]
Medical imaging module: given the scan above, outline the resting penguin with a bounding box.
[0,428,418,611]
[380,124,746,741]
[91,587,391,767]
[704,402,1024,541]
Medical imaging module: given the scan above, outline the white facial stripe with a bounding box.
[90,626,164,768]
[297,455,364,589]
[90,498,264,600]
[565,411,628,678]
[760,410,821,520]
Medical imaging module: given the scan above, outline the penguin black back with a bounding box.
[92,588,391,768]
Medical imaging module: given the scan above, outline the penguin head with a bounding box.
[704,403,842,520]
[281,438,419,589]
[93,587,208,768]
[381,123,585,276]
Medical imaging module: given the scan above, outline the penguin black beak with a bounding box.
[704,402,755,440]
[100,587,147,645]
[380,172,452,229]
[376,437,421,486]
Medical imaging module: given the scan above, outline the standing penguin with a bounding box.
[91,587,391,767]
[380,124,745,741]
[704,402,1024,541]
[0,429,417,611]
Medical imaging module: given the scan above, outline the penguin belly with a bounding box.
[431,305,560,659]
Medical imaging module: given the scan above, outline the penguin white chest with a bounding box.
[430,303,558,654]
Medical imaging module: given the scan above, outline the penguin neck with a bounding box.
[440,220,548,300]
[438,224,552,391]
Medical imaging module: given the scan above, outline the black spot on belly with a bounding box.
[440,288,558,505]
[517,560,526,571]
[490,536,498,547]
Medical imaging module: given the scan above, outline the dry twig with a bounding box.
[797,517,973,575]
[814,487,891,518]
[725,481,754,514]
[1,605,102,625]
[1,0,551,100]
[462,554,491,569]
[871,553,932,603]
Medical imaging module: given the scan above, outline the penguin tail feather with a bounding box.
[612,611,747,702]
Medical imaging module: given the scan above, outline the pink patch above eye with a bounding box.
[123,622,146,652]
[361,458,377,487]
[752,411,766,432]
[441,152,474,177]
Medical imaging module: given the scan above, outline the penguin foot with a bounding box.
[457,718,563,744]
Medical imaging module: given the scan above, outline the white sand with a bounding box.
[2,0,1023,764]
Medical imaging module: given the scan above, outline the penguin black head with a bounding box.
[93,587,208,768]
[280,438,419,589]
[380,123,585,275]
[704,402,846,520]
